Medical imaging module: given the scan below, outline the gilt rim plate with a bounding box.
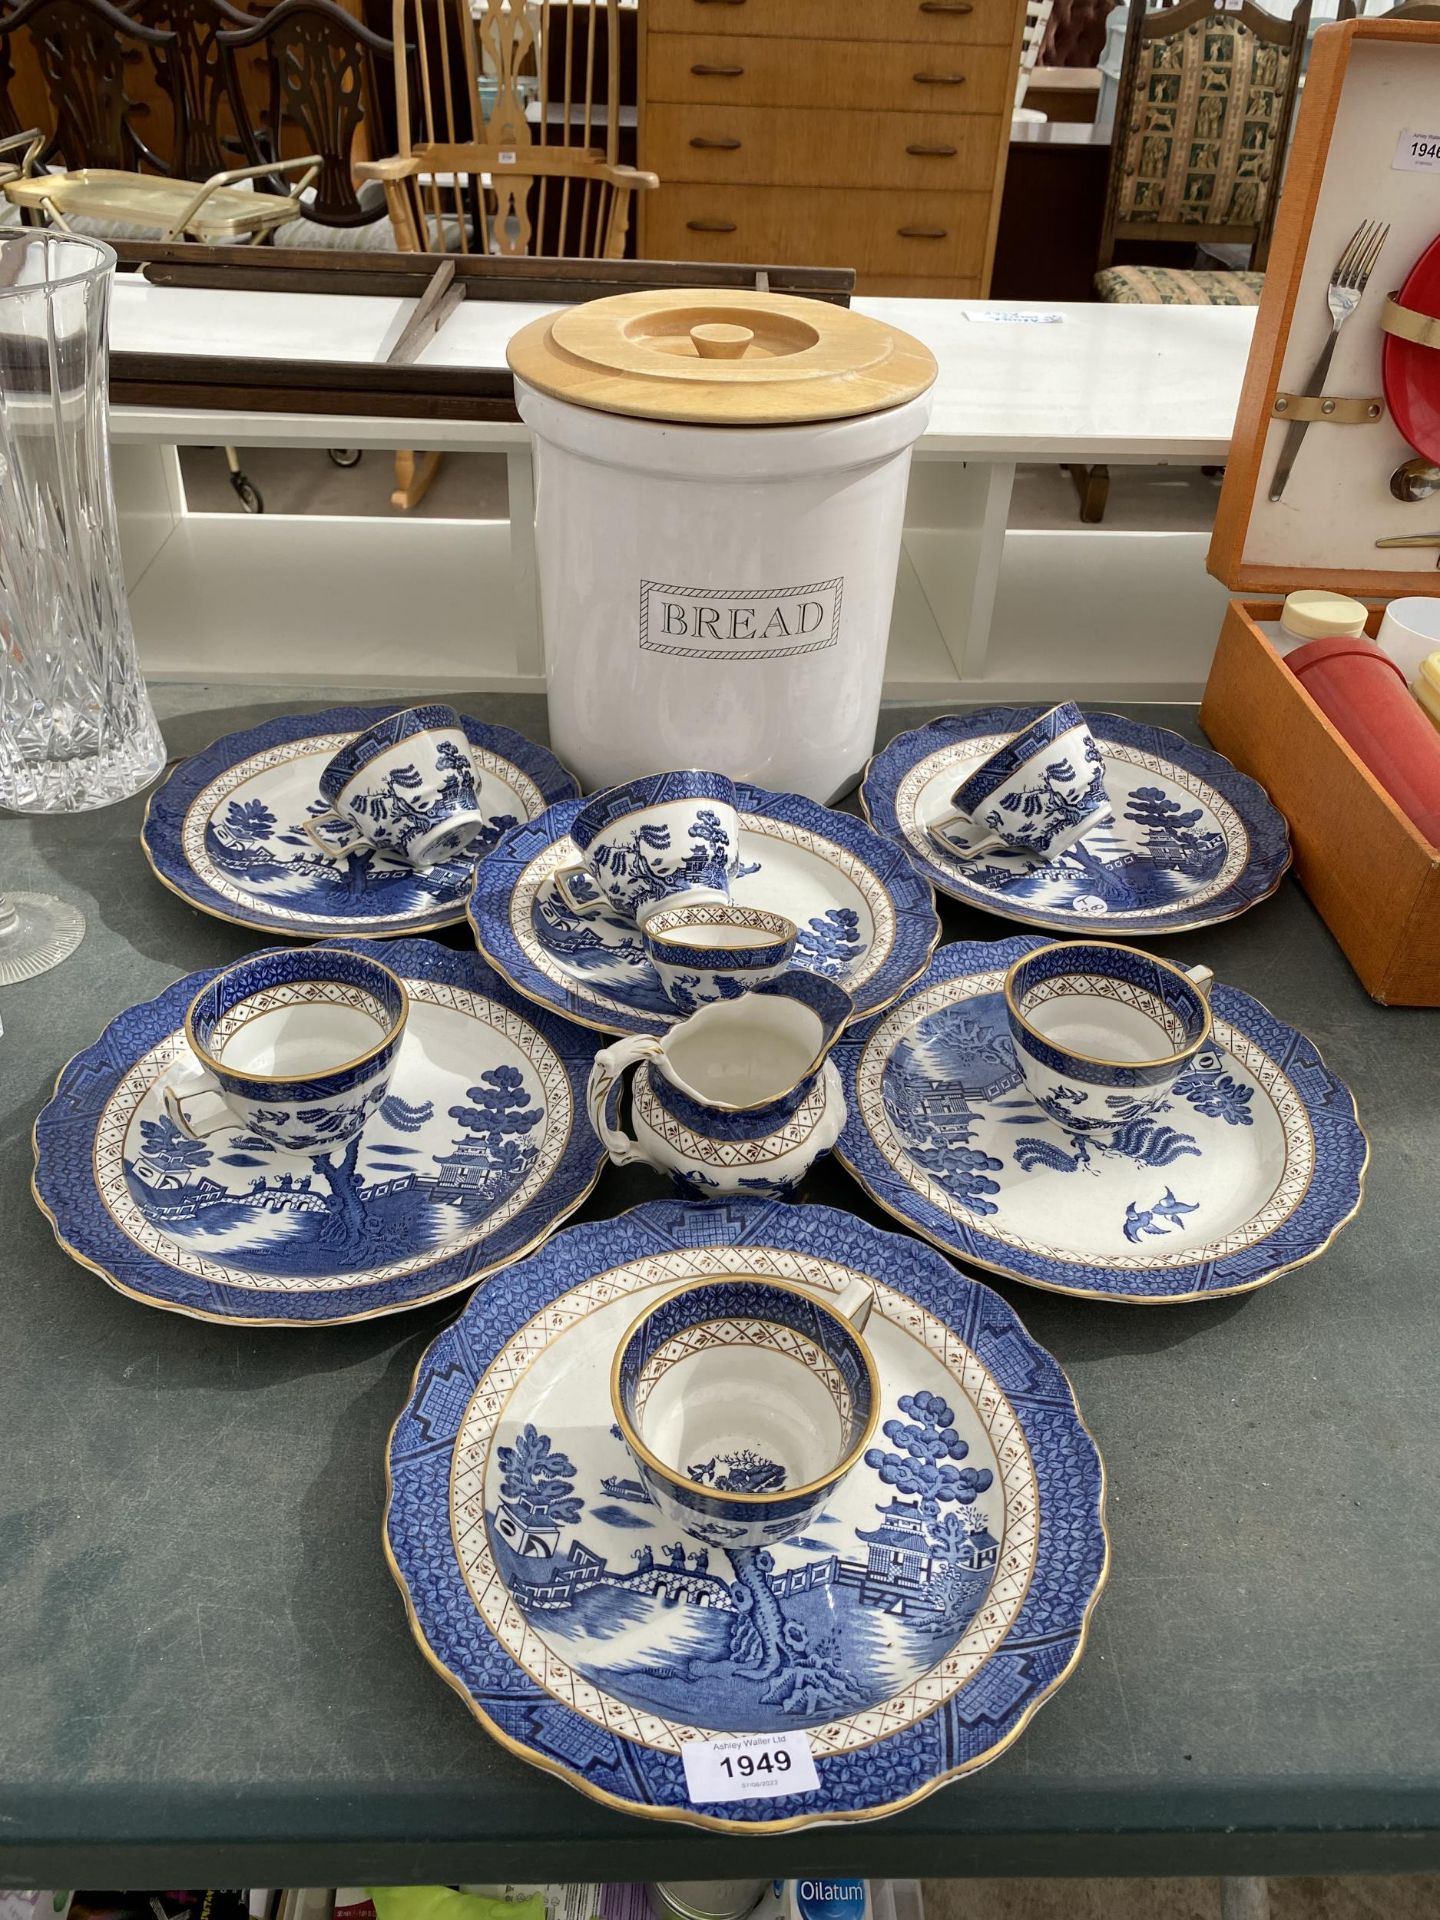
[385,1197,1108,1830]
[31,938,605,1326]
[468,786,942,1036]
[142,706,579,939]
[834,937,1368,1305]
[861,709,1291,937]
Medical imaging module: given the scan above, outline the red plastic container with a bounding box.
[1287,634,1440,847]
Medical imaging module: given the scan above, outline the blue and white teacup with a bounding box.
[610,1274,878,1551]
[642,902,797,1012]
[930,701,1113,862]
[164,947,408,1154]
[587,969,853,1198]
[553,770,739,925]
[1005,939,1215,1135]
[310,703,488,869]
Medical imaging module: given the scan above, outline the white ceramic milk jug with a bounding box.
[508,290,937,803]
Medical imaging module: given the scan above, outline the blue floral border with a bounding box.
[30,938,606,1326]
[468,783,942,1037]
[142,706,580,939]
[834,937,1369,1303]
[861,708,1291,936]
[385,1197,1108,1829]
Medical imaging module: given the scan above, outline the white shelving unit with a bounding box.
[108,291,1252,700]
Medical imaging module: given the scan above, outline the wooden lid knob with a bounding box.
[690,322,755,359]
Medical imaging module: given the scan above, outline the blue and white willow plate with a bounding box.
[468,786,941,1036]
[862,709,1291,937]
[386,1198,1107,1831]
[31,939,605,1326]
[142,706,579,939]
[835,938,1368,1305]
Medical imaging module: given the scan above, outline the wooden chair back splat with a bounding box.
[218,0,398,229]
[0,0,177,173]
[371,0,657,259]
[125,0,254,179]
[1097,0,1310,274]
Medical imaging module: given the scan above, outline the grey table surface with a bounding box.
[2,686,1437,1888]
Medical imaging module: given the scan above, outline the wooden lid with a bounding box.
[507,289,938,426]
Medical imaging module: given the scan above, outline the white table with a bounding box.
[108,288,1253,703]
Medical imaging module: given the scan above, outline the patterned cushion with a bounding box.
[1094,265,1266,306]
[1115,15,1297,233]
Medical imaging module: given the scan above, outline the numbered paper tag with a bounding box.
[963,310,1064,326]
[498,149,517,166]
[1394,129,1440,173]
[682,1729,821,1804]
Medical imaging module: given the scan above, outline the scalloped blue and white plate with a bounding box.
[835,938,1368,1305]
[468,786,942,1037]
[862,709,1291,937]
[31,938,605,1326]
[142,706,579,939]
[386,1198,1107,1830]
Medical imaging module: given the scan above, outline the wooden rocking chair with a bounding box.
[361,0,657,509]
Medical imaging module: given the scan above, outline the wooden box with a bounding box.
[1203,19,1440,1005]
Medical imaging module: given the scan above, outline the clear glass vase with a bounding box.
[0,233,165,813]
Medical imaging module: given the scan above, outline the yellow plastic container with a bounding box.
[1415,650,1440,733]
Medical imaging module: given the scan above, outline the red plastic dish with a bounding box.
[1383,228,1440,463]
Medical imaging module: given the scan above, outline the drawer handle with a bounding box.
[899,225,948,238]
[913,70,966,83]
[690,135,742,149]
[907,141,958,155]
[687,218,737,232]
[691,62,744,75]
[920,1,974,10]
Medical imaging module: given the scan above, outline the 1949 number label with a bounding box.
[682,1730,821,1804]
[1394,129,1440,172]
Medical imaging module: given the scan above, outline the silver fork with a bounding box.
[1269,217,1389,504]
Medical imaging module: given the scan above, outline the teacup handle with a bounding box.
[1184,963,1215,999]
[303,807,368,857]
[552,861,606,918]
[586,1034,667,1167]
[928,809,1007,860]
[835,1276,875,1334]
[163,1067,236,1141]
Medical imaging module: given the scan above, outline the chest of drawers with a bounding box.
[638,0,1025,295]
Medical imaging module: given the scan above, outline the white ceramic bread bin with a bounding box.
[508,290,937,802]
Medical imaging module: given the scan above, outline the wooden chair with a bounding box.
[365,0,656,261]
[1015,0,1057,116]
[1070,0,1308,522]
[0,0,176,173]
[0,0,316,239]
[363,0,658,507]
[1093,0,1309,303]
[124,0,255,179]
[216,0,402,243]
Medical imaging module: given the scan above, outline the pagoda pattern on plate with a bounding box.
[33,943,606,1324]
[387,1200,1106,1827]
